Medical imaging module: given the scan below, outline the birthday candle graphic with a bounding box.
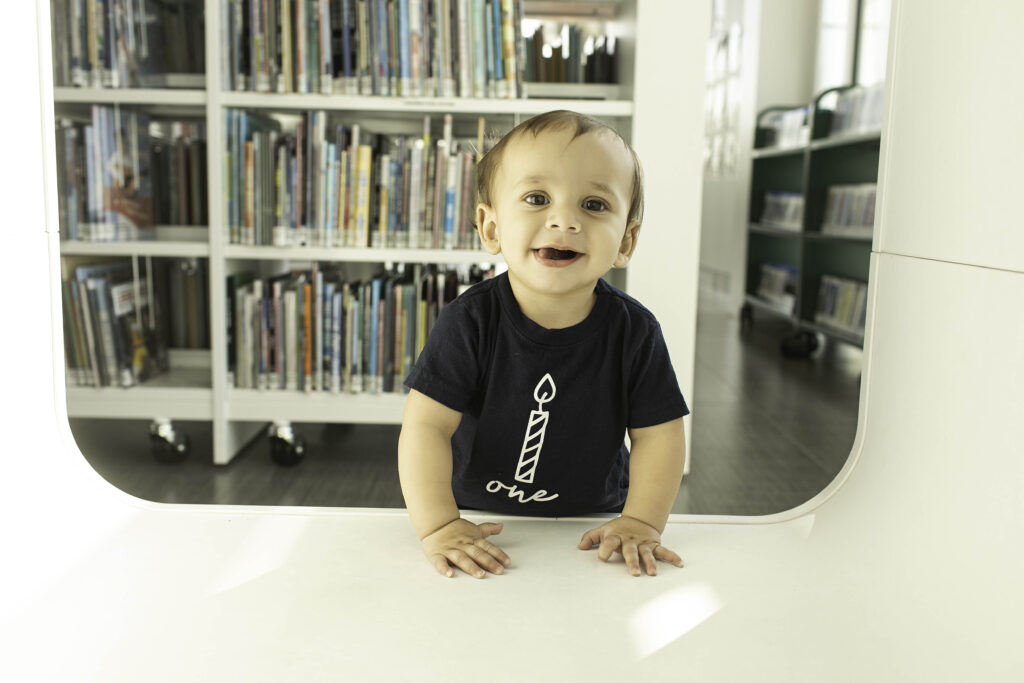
[515,373,556,484]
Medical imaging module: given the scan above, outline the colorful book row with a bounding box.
[821,183,876,238]
[51,0,206,89]
[814,274,868,335]
[228,262,494,394]
[760,191,804,231]
[226,110,489,250]
[62,257,209,387]
[523,23,618,84]
[57,113,210,241]
[56,107,155,242]
[226,0,526,98]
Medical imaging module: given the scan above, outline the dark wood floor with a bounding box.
[72,298,862,516]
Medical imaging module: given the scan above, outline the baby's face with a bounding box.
[478,126,639,303]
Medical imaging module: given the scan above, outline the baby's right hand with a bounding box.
[421,519,511,579]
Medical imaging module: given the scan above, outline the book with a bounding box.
[815,275,868,335]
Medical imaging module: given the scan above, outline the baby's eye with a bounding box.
[583,198,608,212]
[524,193,549,206]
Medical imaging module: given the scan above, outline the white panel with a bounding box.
[876,0,1024,273]
[628,0,710,447]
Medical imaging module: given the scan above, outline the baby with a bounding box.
[398,110,689,578]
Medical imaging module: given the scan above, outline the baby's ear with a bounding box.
[476,203,502,255]
[613,220,641,268]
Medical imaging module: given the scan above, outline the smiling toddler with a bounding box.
[398,110,689,579]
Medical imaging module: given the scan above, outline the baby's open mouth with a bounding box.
[536,247,579,260]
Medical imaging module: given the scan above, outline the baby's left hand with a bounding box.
[578,516,684,576]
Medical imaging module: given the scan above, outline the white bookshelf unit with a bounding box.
[51,0,707,466]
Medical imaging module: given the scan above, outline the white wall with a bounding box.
[628,1,710,452]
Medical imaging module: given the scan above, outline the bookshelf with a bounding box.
[50,0,703,465]
[743,84,882,354]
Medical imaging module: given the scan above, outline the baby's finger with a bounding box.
[474,538,512,568]
[597,535,622,562]
[654,544,685,568]
[578,528,603,550]
[445,549,487,579]
[465,544,505,575]
[477,522,504,538]
[431,554,455,578]
[640,545,658,576]
[623,542,642,576]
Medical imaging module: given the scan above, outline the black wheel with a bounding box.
[780,330,820,358]
[149,422,190,463]
[270,434,306,466]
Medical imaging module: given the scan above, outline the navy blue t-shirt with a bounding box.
[404,272,689,517]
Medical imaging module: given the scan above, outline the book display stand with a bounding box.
[51,0,694,466]
[742,84,882,356]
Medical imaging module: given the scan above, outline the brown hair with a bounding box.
[474,110,644,226]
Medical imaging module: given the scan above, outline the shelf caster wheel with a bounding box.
[268,421,306,467]
[149,418,190,463]
[780,330,821,358]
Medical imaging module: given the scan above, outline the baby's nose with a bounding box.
[545,207,581,232]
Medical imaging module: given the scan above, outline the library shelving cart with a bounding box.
[743,84,881,357]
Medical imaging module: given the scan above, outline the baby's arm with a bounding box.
[578,417,687,576]
[398,389,511,578]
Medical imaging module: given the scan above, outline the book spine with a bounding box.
[490,0,503,96]
[331,290,342,392]
[77,279,103,386]
[431,139,447,248]
[398,154,410,248]
[341,283,352,391]
[281,0,293,92]
[315,267,324,391]
[456,0,470,97]
[392,282,403,389]
[357,0,371,93]
[302,281,312,391]
[374,152,390,248]
[350,286,362,392]
[398,0,411,96]
[458,148,474,249]
[70,0,85,86]
[320,0,333,93]
[408,0,421,95]
[471,0,485,98]
[255,281,268,390]
[369,279,381,393]
[403,282,415,387]
[443,147,458,249]
[441,0,455,96]
[375,0,389,95]
[338,147,349,246]
[499,0,515,99]
[340,0,355,92]
[388,0,399,96]
[308,0,321,93]
[304,112,316,245]
[317,137,330,246]
[344,124,360,245]
[296,0,308,92]
[90,278,122,387]
[281,289,295,390]
[354,144,373,246]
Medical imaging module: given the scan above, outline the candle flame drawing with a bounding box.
[515,373,556,484]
